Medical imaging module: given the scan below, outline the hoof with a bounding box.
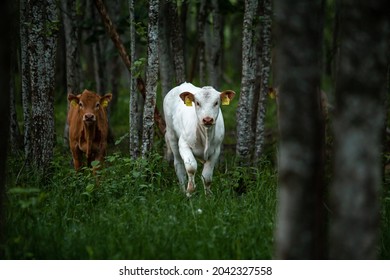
[204,188,213,196]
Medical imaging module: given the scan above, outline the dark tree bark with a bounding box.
[141,0,159,157]
[20,0,32,159]
[21,0,59,173]
[254,0,272,162]
[91,4,107,94]
[167,0,185,84]
[196,0,207,85]
[180,0,188,73]
[61,0,81,148]
[159,0,175,96]
[129,0,140,158]
[236,0,258,165]
[107,0,121,110]
[207,0,223,89]
[329,1,389,259]
[274,0,325,259]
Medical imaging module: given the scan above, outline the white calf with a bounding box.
[163,82,235,196]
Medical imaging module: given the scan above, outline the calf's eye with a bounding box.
[214,101,218,107]
[196,101,200,107]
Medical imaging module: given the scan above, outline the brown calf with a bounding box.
[67,89,112,170]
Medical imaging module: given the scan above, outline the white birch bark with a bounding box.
[236,0,258,165]
[254,0,272,162]
[141,0,159,157]
[24,0,59,173]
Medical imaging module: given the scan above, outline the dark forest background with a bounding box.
[0,0,389,259]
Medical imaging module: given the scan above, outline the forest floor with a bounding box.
[3,90,390,259]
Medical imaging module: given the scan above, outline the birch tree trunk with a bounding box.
[329,0,389,259]
[274,0,325,259]
[236,0,258,165]
[94,0,166,138]
[61,0,81,148]
[20,0,32,159]
[22,0,59,173]
[129,0,140,158]
[254,0,272,162]
[141,0,159,157]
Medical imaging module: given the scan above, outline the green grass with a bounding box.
[5,88,390,260]
[4,151,277,260]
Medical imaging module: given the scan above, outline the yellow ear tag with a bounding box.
[221,95,230,105]
[184,96,193,107]
[101,99,109,108]
[269,90,276,99]
[71,99,78,107]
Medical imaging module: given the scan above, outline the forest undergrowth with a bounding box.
[4,148,278,259]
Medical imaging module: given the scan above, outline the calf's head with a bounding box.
[68,90,112,126]
[180,86,235,127]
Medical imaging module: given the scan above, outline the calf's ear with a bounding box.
[179,92,195,107]
[220,90,236,105]
[101,93,113,107]
[68,93,79,107]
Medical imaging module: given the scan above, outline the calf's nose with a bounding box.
[203,117,214,126]
[83,113,96,122]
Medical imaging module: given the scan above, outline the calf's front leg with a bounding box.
[201,148,220,195]
[179,138,198,196]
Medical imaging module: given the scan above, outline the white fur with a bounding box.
[163,82,226,195]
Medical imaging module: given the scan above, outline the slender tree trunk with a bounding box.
[196,0,207,85]
[91,5,106,94]
[94,0,166,136]
[129,0,140,158]
[180,1,188,74]
[236,0,258,165]
[329,0,389,259]
[107,0,121,110]
[61,0,81,148]
[20,0,32,159]
[22,0,59,173]
[167,0,185,84]
[208,0,222,89]
[141,0,159,157]
[159,0,174,96]
[254,0,272,162]
[274,0,325,259]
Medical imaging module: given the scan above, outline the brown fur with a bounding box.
[67,89,112,170]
